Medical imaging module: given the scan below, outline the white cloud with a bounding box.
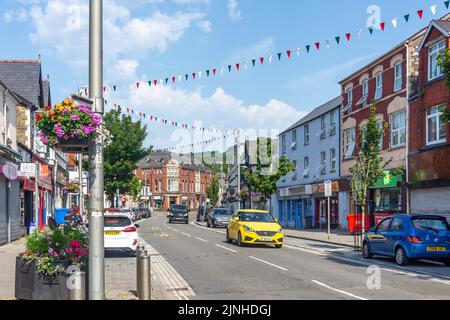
[227,0,241,23]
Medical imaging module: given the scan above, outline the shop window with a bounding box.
[373,188,402,213]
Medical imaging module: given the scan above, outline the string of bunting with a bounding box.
[81,1,450,94]
[154,131,235,153]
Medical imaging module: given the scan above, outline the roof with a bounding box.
[418,19,450,50]
[0,60,43,108]
[0,79,33,107]
[281,96,342,135]
[340,13,450,85]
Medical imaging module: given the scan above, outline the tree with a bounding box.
[128,177,144,203]
[103,109,151,205]
[206,176,220,207]
[437,50,450,123]
[243,138,294,210]
[350,102,388,241]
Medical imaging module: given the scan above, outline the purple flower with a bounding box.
[70,115,79,121]
[62,109,70,114]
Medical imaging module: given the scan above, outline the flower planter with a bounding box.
[56,137,89,154]
[15,257,87,300]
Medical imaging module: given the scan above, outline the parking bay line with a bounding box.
[311,280,368,301]
[249,256,288,271]
[181,232,192,238]
[215,244,238,253]
[195,237,208,243]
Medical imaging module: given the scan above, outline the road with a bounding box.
[138,212,450,300]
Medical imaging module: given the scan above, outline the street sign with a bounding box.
[324,180,332,197]
[19,163,36,178]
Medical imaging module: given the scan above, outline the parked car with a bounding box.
[141,208,152,219]
[104,212,139,256]
[121,209,134,221]
[226,210,284,249]
[207,208,232,228]
[168,204,189,224]
[363,214,450,266]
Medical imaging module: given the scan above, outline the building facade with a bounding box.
[273,97,344,230]
[135,152,214,211]
[408,20,450,221]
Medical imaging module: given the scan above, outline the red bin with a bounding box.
[347,213,371,234]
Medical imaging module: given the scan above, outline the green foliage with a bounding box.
[103,109,151,203]
[243,138,294,206]
[437,50,450,124]
[206,176,221,206]
[350,103,387,215]
[128,177,144,202]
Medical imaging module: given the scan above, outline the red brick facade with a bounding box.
[409,24,450,185]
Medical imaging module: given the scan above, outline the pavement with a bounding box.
[138,212,450,300]
[0,238,25,300]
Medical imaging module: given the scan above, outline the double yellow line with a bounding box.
[2,298,17,301]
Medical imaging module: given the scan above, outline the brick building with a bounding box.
[135,151,214,211]
[408,20,450,220]
[339,26,427,225]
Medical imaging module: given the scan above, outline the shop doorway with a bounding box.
[315,198,339,229]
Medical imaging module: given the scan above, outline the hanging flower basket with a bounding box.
[35,99,102,154]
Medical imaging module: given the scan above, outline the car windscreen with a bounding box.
[105,217,132,227]
[214,209,230,216]
[412,217,449,232]
[241,213,275,223]
[171,205,187,211]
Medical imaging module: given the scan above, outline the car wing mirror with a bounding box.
[135,224,140,228]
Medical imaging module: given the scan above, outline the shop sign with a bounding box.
[19,163,36,178]
[370,171,403,189]
[313,181,339,195]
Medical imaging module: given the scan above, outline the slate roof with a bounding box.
[434,19,450,33]
[0,60,43,108]
[281,96,342,135]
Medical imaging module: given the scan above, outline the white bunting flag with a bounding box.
[296,48,301,56]
[269,54,273,63]
[357,28,363,37]
[392,18,398,28]
[431,5,437,15]
[325,39,331,48]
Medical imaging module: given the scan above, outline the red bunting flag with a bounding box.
[154,80,157,86]
[287,50,291,58]
[136,82,140,88]
[315,42,320,50]
[103,86,106,92]
[346,33,351,41]
[260,57,264,65]
[380,22,385,31]
[213,68,216,76]
[172,76,176,83]
[126,108,130,113]
[192,73,196,80]
[417,10,423,19]
[236,63,240,71]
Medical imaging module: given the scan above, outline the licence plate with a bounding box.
[105,231,120,236]
[259,237,273,242]
[427,246,446,252]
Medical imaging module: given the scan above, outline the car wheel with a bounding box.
[212,222,216,229]
[226,230,232,244]
[168,220,172,224]
[395,247,409,266]
[275,244,283,249]
[237,232,244,247]
[362,242,374,259]
[442,259,450,267]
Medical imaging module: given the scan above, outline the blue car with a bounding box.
[363,214,450,266]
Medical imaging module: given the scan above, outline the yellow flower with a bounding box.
[64,98,73,105]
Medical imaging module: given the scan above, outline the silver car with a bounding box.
[207,208,232,228]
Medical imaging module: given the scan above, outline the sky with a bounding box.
[0,0,447,152]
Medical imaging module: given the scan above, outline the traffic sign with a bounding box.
[19,163,36,178]
[324,180,332,197]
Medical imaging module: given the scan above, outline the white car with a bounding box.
[104,213,139,256]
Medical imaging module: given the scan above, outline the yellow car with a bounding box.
[226,210,284,249]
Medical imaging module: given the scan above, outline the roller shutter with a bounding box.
[8,180,20,242]
[411,187,450,222]
[0,175,7,245]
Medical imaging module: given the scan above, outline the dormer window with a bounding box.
[428,40,446,81]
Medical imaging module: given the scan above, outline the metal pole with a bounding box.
[327,197,331,240]
[88,0,105,300]
[78,154,84,217]
[137,255,151,300]
[34,162,40,231]
[136,245,145,296]
[236,130,241,211]
[69,272,86,300]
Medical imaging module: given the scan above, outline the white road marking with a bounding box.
[249,256,288,271]
[195,237,208,243]
[173,229,180,233]
[311,280,368,301]
[215,244,238,253]
[181,232,192,238]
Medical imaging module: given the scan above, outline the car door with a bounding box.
[370,218,392,254]
[385,217,404,256]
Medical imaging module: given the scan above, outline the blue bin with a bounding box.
[55,209,70,225]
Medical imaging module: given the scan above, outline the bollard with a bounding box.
[136,246,145,296]
[137,255,151,300]
[68,271,86,300]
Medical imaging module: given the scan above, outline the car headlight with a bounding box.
[243,225,255,233]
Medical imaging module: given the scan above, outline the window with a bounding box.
[344,128,356,159]
[330,148,336,173]
[377,218,392,232]
[343,88,353,114]
[357,80,369,107]
[390,218,404,232]
[394,62,403,92]
[292,130,297,150]
[329,110,336,136]
[282,135,287,154]
[292,160,297,181]
[375,72,383,100]
[374,188,402,213]
[320,116,327,140]
[426,106,447,145]
[303,157,310,178]
[304,124,310,145]
[391,111,406,148]
[320,151,326,175]
[428,40,446,81]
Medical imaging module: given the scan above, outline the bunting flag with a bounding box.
[92,2,449,94]
[154,132,235,153]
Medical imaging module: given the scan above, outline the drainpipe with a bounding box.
[405,41,411,214]
[3,89,8,146]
